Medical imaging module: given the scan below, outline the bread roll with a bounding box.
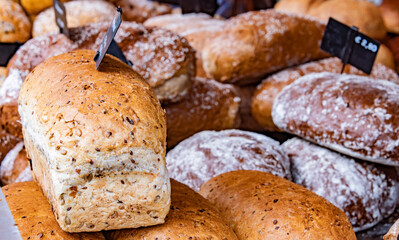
[0,0,31,43]
[0,130,20,163]
[379,0,399,34]
[376,44,396,70]
[0,141,32,185]
[32,0,115,38]
[252,57,399,132]
[105,179,238,240]
[273,72,399,166]
[283,138,398,231]
[0,67,7,86]
[164,78,240,148]
[18,50,170,232]
[384,218,399,240]
[20,0,69,16]
[199,170,356,239]
[201,10,328,84]
[167,129,291,191]
[274,0,324,15]
[3,181,106,239]
[0,102,22,138]
[386,36,399,73]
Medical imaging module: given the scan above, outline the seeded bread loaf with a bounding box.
[199,170,356,239]
[105,179,238,240]
[3,181,106,239]
[18,50,170,232]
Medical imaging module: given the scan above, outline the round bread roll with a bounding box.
[0,141,32,185]
[252,57,399,132]
[167,129,291,191]
[0,102,22,139]
[386,36,399,73]
[307,0,386,40]
[164,78,240,148]
[0,0,31,43]
[283,138,398,232]
[105,179,238,240]
[109,0,172,23]
[199,170,357,239]
[379,0,399,34]
[0,130,20,163]
[273,72,399,166]
[376,44,396,70]
[274,0,324,15]
[32,0,115,38]
[20,0,69,16]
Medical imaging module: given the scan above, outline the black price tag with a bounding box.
[53,0,69,38]
[321,18,380,75]
[0,43,22,66]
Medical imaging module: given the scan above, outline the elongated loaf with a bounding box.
[3,181,106,239]
[18,50,170,232]
[199,170,356,239]
[105,179,238,240]
[201,10,328,84]
[273,72,399,166]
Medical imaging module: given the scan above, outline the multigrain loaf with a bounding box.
[167,129,291,191]
[3,181,106,239]
[105,179,238,240]
[272,72,399,166]
[18,50,170,232]
[199,170,356,239]
[0,141,32,185]
[0,0,31,43]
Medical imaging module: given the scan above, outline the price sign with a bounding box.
[53,0,70,38]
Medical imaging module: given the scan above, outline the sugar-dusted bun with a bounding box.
[273,72,399,166]
[0,0,31,43]
[105,179,238,240]
[379,0,399,34]
[0,141,32,185]
[283,138,398,231]
[144,13,213,29]
[18,50,170,232]
[0,130,20,163]
[109,0,172,23]
[274,0,324,15]
[308,0,386,39]
[3,181,106,239]
[199,170,356,239]
[164,78,240,148]
[252,57,399,132]
[167,129,291,191]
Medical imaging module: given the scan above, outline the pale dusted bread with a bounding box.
[167,129,291,191]
[199,170,356,239]
[252,57,399,132]
[18,50,170,232]
[0,0,31,43]
[273,72,399,166]
[201,10,328,84]
[164,78,240,148]
[283,138,398,231]
[109,0,172,23]
[105,179,238,240]
[384,218,399,240]
[0,142,32,185]
[3,181,106,239]
[32,0,115,38]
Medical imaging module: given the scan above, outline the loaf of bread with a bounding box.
[252,57,399,132]
[384,218,399,240]
[18,50,170,232]
[32,0,115,38]
[273,72,399,166]
[0,0,31,43]
[0,130,20,163]
[199,170,356,239]
[379,0,399,34]
[3,181,106,239]
[105,179,238,240]
[201,10,328,84]
[167,129,291,191]
[164,78,240,147]
[0,141,32,185]
[283,138,398,231]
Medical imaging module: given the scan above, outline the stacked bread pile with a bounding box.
[0,0,399,239]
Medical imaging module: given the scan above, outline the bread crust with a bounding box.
[0,0,31,43]
[199,170,356,239]
[109,0,172,23]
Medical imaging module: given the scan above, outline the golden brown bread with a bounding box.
[20,0,69,16]
[201,10,328,84]
[252,57,399,132]
[386,36,399,73]
[164,78,240,148]
[0,67,7,85]
[0,102,22,138]
[0,142,32,185]
[3,181,106,239]
[274,0,324,15]
[199,170,356,240]
[105,179,238,240]
[379,0,399,34]
[384,218,399,240]
[0,0,31,43]
[376,44,396,70]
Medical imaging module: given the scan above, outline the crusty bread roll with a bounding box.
[105,179,238,240]
[199,170,357,239]
[0,130,20,163]
[3,181,106,239]
[376,44,396,70]
[273,72,399,166]
[0,0,31,43]
[386,36,399,73]
[0,102,22,138]
[252,57,399,132]
[32,0,115,38]
[0,141,32,185]
[274,0,324,15]
[164,78,240,148]
[18,50,170,232]
[384,218,399,240]
[201,10,328,84]
[283,138,398,232]
[379,0,399,34]
[20,0,69,16]
[167,129,291,191]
